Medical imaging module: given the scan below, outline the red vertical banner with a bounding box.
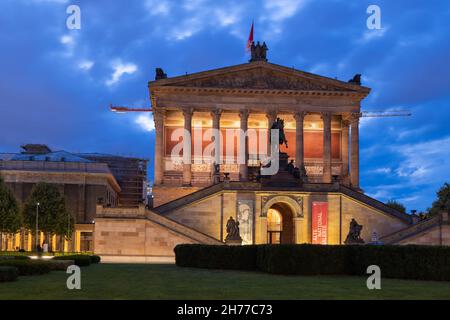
[312,202,328,245]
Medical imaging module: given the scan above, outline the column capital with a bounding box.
[342,119,350,127]
[210,108,222,118]
[153,108,166,120]
[182,107,194,118]
[265,110,277,119]
[294,111,307,121]
[239,109,250,119]
[320,111,332,122]
[350,112,361,124]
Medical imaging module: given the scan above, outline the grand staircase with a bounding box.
[97,205,223,245]
[153,181,412,224]
[380,215,443,244]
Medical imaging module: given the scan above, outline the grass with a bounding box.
[1,264,450,300]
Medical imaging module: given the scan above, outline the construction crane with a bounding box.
[361,110,412,118]
[109,104,411,118]
[109,104,152,113]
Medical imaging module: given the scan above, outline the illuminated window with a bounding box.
[267,208,282,244]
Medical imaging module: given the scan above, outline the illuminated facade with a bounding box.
[94,51,431,261]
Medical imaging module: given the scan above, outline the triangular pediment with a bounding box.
[150,62,370,94]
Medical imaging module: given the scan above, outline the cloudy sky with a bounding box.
[1,0,450,211]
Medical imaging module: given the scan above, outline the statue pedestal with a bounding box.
[225,239,242,246]
[261,151,299,187]
[278,152,289,171]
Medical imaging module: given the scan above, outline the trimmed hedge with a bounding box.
[0,255,31,261]
[0,251,53,257]
[0,266,19,282]
[53,255,91,267]
[90,255,101,264]
[175,244,258,271]
[47,259,75,271]
[0,260,52,276]
[175,244,450,281]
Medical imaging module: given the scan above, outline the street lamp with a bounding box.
[35,202,40,252]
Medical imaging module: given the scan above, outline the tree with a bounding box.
[428,182,450,217]
[386,200,406,213]
[22,183,74,251]
[0,175,22,251]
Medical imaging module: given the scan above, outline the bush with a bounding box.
[0,255,30,261]
[53,255,91,267]
[175,244,450,281]
[89,255,101,264]
[0,266,19,282]
[175,244,257,271]
[47,259,75,271]
[257,244,348,275]
[0,260,52,276]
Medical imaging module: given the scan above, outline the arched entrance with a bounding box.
[267,203,295,244]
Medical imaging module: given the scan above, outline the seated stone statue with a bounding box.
[344,218,365,244]
[225,217,242,241]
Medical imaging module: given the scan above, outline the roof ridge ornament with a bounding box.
[155,68,167,80]
[348,74,362,85]
[249,41,268,63]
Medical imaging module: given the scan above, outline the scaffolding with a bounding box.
[80,154,148,207]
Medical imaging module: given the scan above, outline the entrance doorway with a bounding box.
[267,203,295,244]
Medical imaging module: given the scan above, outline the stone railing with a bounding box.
[145,210,223,245]
[380,215,442,244]
[153,183,225,214]
[96,204,144,218]
[339,185,412,223]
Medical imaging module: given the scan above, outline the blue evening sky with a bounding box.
[1,0,449,212]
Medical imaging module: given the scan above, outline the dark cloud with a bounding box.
[1,0,449,210]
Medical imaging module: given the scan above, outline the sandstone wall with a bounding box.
[94,217,196,257]
[152,186,201,207]
[340,195,409,243]
[397,225,450,246]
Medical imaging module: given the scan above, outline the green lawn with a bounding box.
[1,264,450,300]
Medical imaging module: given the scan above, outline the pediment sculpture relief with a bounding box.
[173,69,349,91]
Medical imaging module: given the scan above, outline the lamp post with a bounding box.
[35,202,40,252]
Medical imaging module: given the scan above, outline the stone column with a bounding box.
[239,109,249,181]
[153,109,165,185]
[322,112,332,183]
[211,109,222,184]
[182,107,193,186]
[350,113,360,189]
[294,112,306,169]
[341,118,350,178]
[211,109,222,165]
[265,110,277,157]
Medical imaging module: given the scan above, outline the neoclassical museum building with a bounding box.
[94,45,449,261]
